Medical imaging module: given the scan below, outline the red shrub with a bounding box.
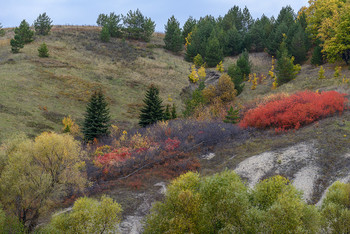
[239,91,347,131]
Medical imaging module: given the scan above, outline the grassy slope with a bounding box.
[0,26,190,142]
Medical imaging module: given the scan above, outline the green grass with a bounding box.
[0,26,191,142]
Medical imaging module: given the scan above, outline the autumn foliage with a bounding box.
[240,91,347,131]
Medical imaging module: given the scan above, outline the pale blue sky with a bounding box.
[0,0,309,32]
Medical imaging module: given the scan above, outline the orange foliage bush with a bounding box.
[240,91,347,131]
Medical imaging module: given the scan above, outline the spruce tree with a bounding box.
[224,106,240,124]
[82,90,111,142]
[171,103,177,119]
[15,20,34,44]
[164,15,183,52]
[139,85,164,127]
[34,12,53,35]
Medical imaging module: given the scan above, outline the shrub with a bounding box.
[38,42,49,57]
[144,171,320,233]
[334,66,342,78]
[240,90,347,131]
[34,12,53,35]
[183,81,206,117]
[321,181,350,233]
[202,74,236,104]
[47,196,122,233]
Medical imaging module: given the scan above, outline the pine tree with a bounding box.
[311,40,324,66]
[0,23,5,37]
[82,90,111,142]
[205,32,223,67]
[100,25,110,42]
[276,37,298,85]
[15,20,34,44]
[224,106,240,124]
[236,49,252,77]
[34,12,53,35]
[171,103,177,119]
[290,24,307,64]
[10,34,24,53]
[164,15,183,52]
[139,85,164,127]
[38,43,49,57]
[164,104,171,120]
[182,16,196,44]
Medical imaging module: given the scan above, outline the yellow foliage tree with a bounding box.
[216,61,224,73]
[0,133,87,230]
[319,66,326,79]
[62,115,80,136]
[198,66,206,80]
[334,66,342,78]
[202,74,236,104]
[188,65,199,83]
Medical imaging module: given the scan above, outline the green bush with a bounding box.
[45,196,122,233]
[144,171,320,233]
[38,43,49,57]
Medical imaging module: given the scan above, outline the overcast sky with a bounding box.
[0,0,309,32]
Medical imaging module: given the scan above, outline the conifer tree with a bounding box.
[34,12,53,35]
[139,85,164,127]
[290,24,307,64]
[0,23,5,37]
[182,16,196,44]
[82,90,111,142]
[276,37,298,85]
[171,103,177,119]
[164,104,171,120]
[100,25,110,42]
[38,43,49,57]
[10,34,24,53]
[224,106,240,124]
[311,40,324,66]
[164,16,183,52]
[205,32,223,67]
[15,20,34,44]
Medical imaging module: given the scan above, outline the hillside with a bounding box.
[2,26,350,233]
[0,26,190,142]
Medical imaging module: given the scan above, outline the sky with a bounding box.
[0,0,309,32]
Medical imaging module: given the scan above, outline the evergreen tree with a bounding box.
[15,20,34,44]
[171,103,177,119]
[164,104,171,120]
[205,32,223,67]
[38,43,49,57]
[236,49,252,77]
[34,12,53,35]
[10,34,24,53]
[223,106,240,124]
[123,9,155,42]
[139,85,164,127]
[82,90,111,142]
[182,16,196,44]
[276,38,298,85]
[311,40,324,66]
[100,25,110,42]
[0,23,5,37]
[290,24,307,64]
[164,15,183,52]
[228,64,245,95]
[97,12,123,38]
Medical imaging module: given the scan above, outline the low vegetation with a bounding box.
[240,90,347,131]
